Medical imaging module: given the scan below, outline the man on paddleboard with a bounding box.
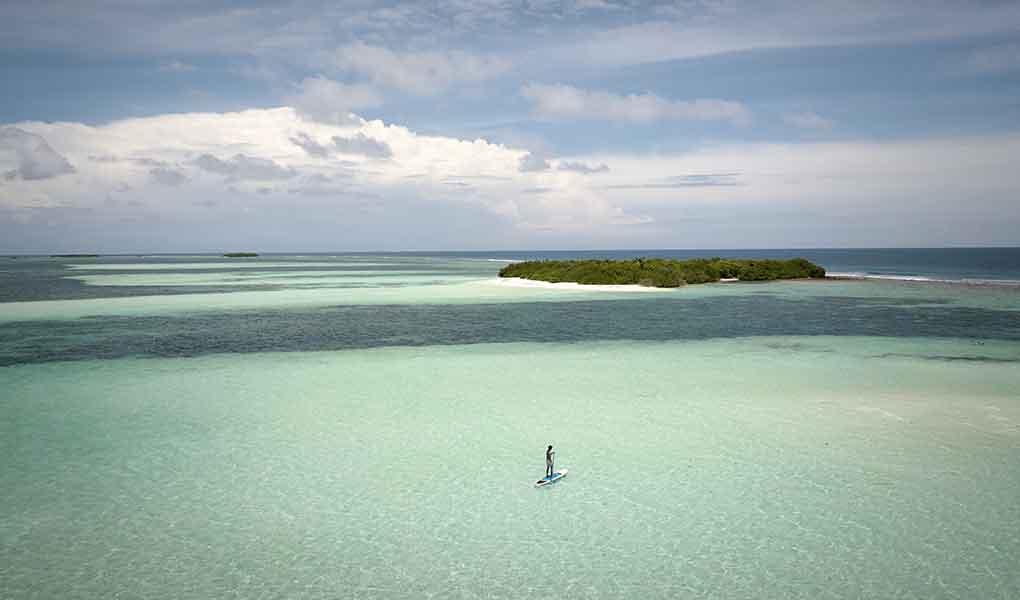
[546,445,555,477]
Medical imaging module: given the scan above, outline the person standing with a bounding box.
[546,445,555,477]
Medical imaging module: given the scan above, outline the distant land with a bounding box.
[499,258,826,287]
[50,254,100,258]
[222,252,259,257]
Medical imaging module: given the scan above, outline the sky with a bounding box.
[1,1,1019,252]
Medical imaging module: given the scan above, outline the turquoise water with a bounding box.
[2,252,1019,598]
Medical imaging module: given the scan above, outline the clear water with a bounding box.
[2,251,1019,599]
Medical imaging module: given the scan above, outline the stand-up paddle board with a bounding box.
[535,468,568,487]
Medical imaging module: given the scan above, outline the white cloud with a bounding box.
[3,1,1020,75]
[556,161,609,174]
[191,154,297,180]
[149,167,188,186]
[331,133,393,159]
[335,42,511,95]
[518,153,608,174]
[544,2,1020,68]
[522,83,750,125]
[0,107,647,238]
[0,127,76,180]
[286,77,383,125]
[290,132,333,157]
[603,173,741,189]
[518,152,550,172]
[583,135,1020,246]
[783,112,834,130]
[4,107,1019,250]
[291,131,393,159]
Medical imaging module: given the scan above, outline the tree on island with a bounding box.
[499,257,825,287]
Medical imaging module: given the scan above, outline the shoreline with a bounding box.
[491,276,807,291]
[490,277,671,292]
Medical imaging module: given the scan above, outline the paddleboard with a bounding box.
[535,468,568,487]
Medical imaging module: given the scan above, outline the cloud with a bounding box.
[290,132,332,157]
[0,127,76,180]
[0,107,657,242]
[290,131,393,159]
[783,112,835,130]
[88,154,120,163]
[133,157,169,167]
[518,152,550,172]
[519,153,608,174]
[191,154,297,180]
[522,83,750,124]
[331,133,393,158]
[556,161,609,174]
[286,77,382,125]
[604,173,741,189]
[149,167,188,186]
[335,42,511,95]
[965,44,1020,74]
[8,105,1018,250]
[546,3,1020,69]
[4,2,1020,77]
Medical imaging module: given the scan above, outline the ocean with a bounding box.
[2,249,1018,599]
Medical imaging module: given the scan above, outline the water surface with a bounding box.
[2,251,1019,599]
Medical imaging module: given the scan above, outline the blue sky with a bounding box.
[1,1,1019,252]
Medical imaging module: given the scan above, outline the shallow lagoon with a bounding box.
[3,338,1018,599]
[2,254,1019,598]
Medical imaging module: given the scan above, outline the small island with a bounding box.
[499,257,825,288]
[50,254,100,258]
[222,252,259,258]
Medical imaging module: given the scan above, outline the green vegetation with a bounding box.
[223,252,259,258]
[499,257,825,287]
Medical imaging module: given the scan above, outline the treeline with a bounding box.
[499,257,825,287]
[223,252,258,257]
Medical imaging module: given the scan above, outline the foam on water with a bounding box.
[2,337,1018,599]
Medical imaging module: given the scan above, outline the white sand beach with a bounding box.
[489,276,673,292]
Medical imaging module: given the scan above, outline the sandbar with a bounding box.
[491,277,672,293]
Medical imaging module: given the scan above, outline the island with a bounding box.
[499,257,826,288]
[50,254,100,258]
[222,252,259,258]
